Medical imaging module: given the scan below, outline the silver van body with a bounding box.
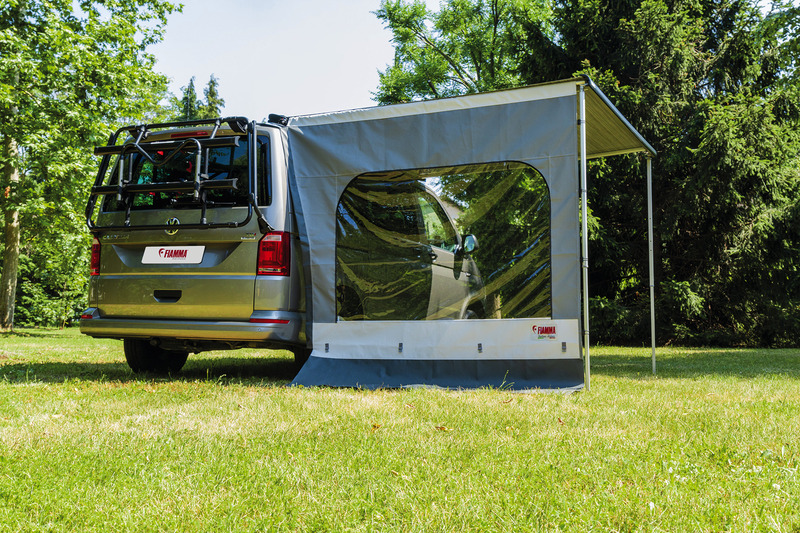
[81,116,482,373]
[335,178,484,322]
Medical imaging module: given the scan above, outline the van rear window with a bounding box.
[101,137,251,211]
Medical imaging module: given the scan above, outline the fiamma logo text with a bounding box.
[532,325,557,339]
[142,245,203,264]
[158,248,188,259]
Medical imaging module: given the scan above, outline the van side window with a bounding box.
[257,135,271,206]
[418,193,457,251]
[340,162,552,320]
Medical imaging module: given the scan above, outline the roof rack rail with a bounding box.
[116,116,249,139]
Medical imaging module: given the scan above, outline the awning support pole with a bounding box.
[579,84,590,391]
[647,156,656,374]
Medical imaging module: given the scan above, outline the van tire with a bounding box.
[123,339,189,374]
[291,347,312,370]
[464,303,485,320]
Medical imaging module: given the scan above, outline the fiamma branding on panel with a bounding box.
[532,324,557,340]
[142,246,205,264]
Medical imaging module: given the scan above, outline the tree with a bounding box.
[0,0,179,332]
[374,0,552,103]
[172,75,226,120]
[375,0,800,346]
[176,76,201,120]
[534,0,800,346]
[199,74,225,119]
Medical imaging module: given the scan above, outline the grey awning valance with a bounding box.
[581,78,656,158]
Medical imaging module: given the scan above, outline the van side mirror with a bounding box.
[461,234,478,254]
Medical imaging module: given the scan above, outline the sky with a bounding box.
[149,0,439,119]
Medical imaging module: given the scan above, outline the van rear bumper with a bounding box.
[79,308,305,345]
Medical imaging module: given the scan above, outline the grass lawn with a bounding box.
[0,328,798,532]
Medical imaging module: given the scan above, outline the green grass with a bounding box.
[0,328,798,532]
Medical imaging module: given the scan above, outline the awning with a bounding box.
[285,76,657,390]
[581,78,656,158]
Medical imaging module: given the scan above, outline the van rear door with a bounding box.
[88,123,269,322]
[95,221,259,321]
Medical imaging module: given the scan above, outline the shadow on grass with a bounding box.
[591,348,800,380]
[0,355,298,386]
[1,330,69,339]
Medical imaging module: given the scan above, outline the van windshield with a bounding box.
[101,136,250,211]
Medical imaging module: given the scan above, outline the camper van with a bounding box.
[81,116,483,373]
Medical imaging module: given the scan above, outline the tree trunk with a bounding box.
[487,293,502,319]
[0,136,21,332]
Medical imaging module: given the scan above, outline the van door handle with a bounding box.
[154,290,182,303]
[429,251,438,261]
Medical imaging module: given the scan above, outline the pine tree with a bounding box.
[178,77,201,120]
[375,0,800,346]
[199,75,225,118]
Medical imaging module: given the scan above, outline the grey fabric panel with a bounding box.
[283,126,314,348]
[290,97,575,177]
[547,154,581,319]
[291,355,585,390]
[287,95,579,325]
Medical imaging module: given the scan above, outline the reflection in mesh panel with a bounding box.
[335,162,551,320]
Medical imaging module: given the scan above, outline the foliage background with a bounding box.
[3,72,225,329]
[0,0,182,331]
[0,1,226,330]
[375,0,800,347]
[2,0,800,348]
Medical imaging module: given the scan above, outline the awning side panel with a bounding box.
[288,94,580,325]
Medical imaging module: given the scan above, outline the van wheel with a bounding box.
[291,347,312,370]
[123,339,189,374]
[464,305,484,319]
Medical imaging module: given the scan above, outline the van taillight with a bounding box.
[257,232,290,276]
[90,238,101,276]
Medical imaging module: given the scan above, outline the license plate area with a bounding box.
[142,246,205,264]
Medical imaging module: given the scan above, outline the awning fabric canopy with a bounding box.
[284,77,654,390]
[288,77,656,159]
[581,78,656,158]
